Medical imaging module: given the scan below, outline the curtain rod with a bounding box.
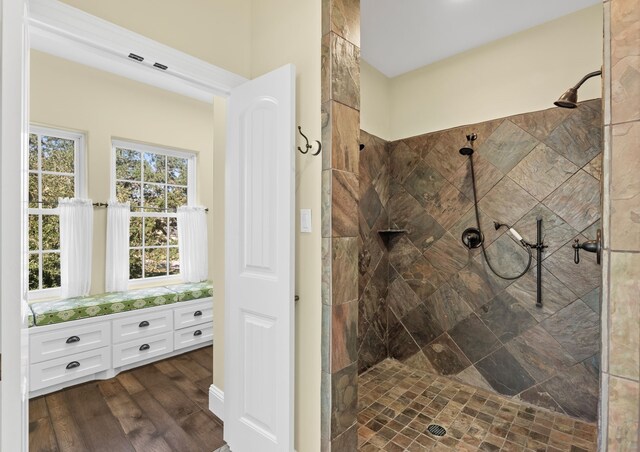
[31,201,209,213]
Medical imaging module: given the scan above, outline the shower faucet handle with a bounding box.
[572,230,602,265]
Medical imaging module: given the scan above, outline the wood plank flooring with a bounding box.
[29,346,225,452]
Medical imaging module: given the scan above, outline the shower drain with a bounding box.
[426,424,447,437]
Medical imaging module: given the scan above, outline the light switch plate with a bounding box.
[300,209,312,233]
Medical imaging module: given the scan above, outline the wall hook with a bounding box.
[297,126,321,156]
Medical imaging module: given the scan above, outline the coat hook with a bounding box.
[297,126,321,156]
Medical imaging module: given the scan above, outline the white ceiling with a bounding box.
[362,0,601,78]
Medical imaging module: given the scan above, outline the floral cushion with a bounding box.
[168,281,213,302]
[30,286,180,326]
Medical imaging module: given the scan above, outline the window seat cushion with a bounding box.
[29,281,212,327]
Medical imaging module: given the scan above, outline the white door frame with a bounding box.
[1,1,296,450]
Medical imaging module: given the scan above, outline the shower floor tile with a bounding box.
[358,359,596,451]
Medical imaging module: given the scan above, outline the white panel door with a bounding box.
[225,64,295,452]
[1,0,30,450]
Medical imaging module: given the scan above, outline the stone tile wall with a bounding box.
[384,102,603,422]
[321,0,361,450]
[600,0,640,449]
[357,131,390,373]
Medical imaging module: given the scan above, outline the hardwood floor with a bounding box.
[29,346,225,452]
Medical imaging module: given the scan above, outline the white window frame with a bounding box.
[110,139,196,289]
[28,125,86,301]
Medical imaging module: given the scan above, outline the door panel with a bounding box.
[225,64,295,452]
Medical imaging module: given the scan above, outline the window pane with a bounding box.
[143,152,166,184]
[116,148,142,181]
[41,135,74,173]
[130,249,143,279]
[130,217,143,247]
[29,215,39,251]
[169,247,180,275]
[29,254,39,290]
[29,134,38,171]
[167,186,188,209]
[42,174,74,205]
[29,173,39,208]
[116,181,141,205]
[168,217,178,245]
[144,217,168,247]
[42,252,61,289]
[167,156,188,185]
[143,184,166,210]
[42,215,60,250]
[145,248,167,277]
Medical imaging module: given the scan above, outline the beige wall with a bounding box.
[30,50,215,296]
[361,5,603,141]
[249,2,322,450]
[361,60,391,140]
[251,0,322,452]
[60,0,252,77]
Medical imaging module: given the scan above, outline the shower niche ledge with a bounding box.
[378,229,407,246]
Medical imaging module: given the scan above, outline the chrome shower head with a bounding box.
[554,70,602,109]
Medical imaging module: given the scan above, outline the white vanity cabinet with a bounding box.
[28,298,213,397]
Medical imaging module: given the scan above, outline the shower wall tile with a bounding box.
[478,120,538,173]
[507,143,578,202]
[542,170,601,232]
[583,152,603,181]
[479,177,537,226]
[510,106,571,142]
[607,375,640,451]
[322,101,360,173]
[505,325,576,383]
[421,333,472,375]
[610,122,640,251]
[611,0,640,124]
[540,300,600,363]
[328,33,360,110]
[325,0,360,47]
[542,234,601,298]
[330,169,359,237]
[544,105,602,167]
[331,237,358,305]
[539,363,599,421]
[449,313,501,363]
[475,347,535,396]
[381,102,602,420]
[608,252,640,380]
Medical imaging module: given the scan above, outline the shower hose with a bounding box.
[467,153,533,280]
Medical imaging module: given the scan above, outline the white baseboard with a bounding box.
[209,384,224,420]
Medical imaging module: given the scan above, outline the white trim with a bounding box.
[28,0,248,102]
[126,274,183,290]
[209,384,225,421]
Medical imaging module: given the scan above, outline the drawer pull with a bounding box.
[66,361,80,370]
[194,310,203,317]
[139,344,150,351]
[66,335,80,344]
[139,321,150,328]
[193,330,202,337]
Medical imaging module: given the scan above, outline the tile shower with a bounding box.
[357,101,602,433]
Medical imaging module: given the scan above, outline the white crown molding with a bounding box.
[28,0,248,102]
[209,384,225,421]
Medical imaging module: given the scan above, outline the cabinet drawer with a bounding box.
[174,300,213,329]
[30,322,111,364]
[113,332,173,368]
[174,323,213,350]
[30,347,110,391]
[112,310,172,344]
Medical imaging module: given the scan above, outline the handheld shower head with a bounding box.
[459,133,477,156]
[554,70,602,109]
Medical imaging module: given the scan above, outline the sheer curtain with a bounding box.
[105,201,130,292]
[177,206,208,282]
[58,198,93,298]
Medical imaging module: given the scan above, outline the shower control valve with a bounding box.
[572,230,602,265]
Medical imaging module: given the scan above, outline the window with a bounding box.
[28,126,85,298]
[112,140,195,284]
